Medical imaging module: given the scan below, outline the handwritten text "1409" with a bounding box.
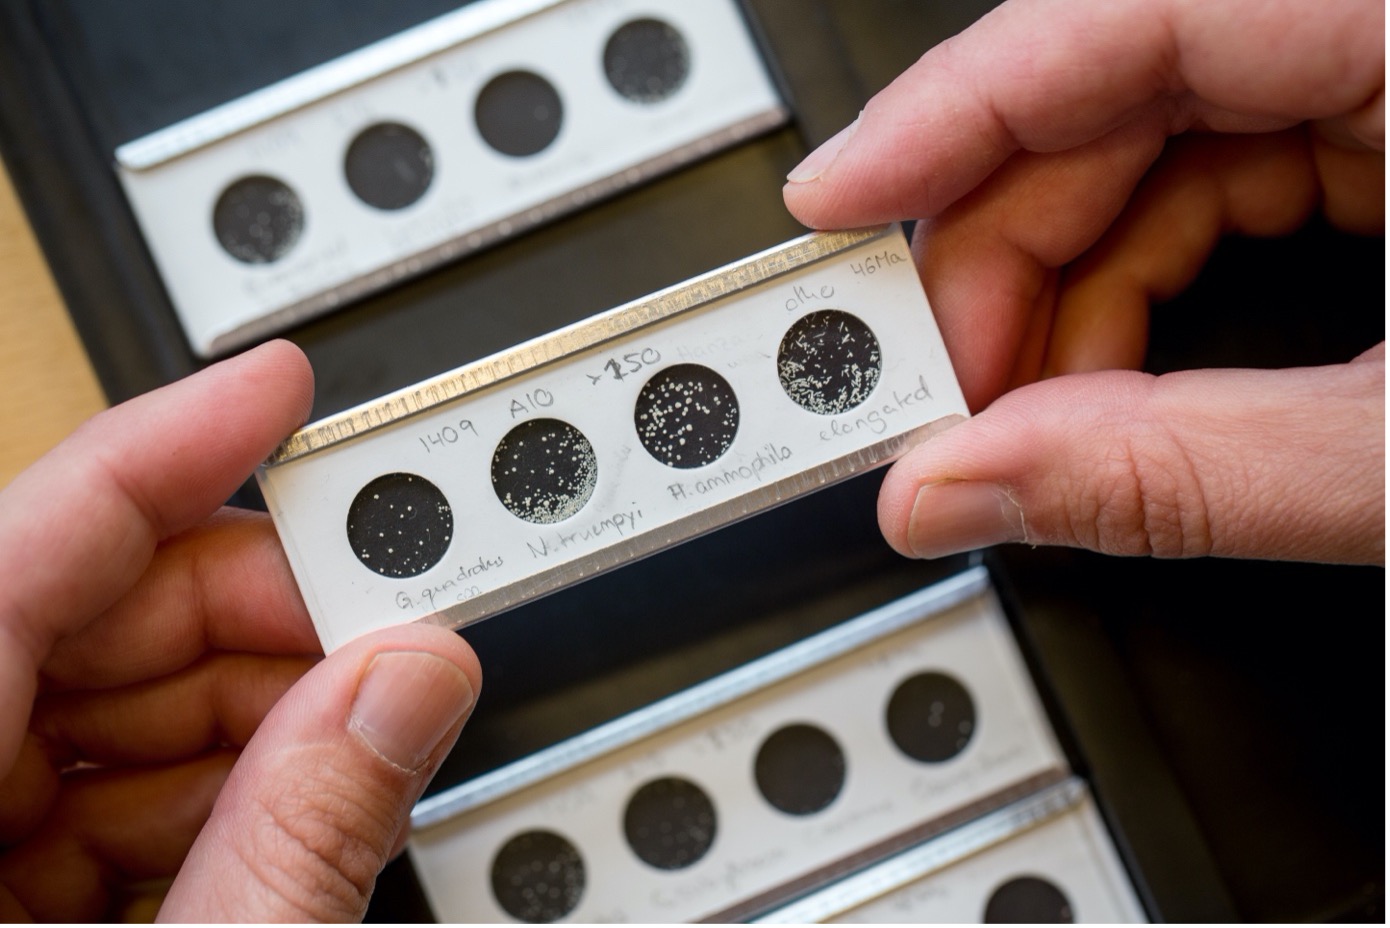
[418,419,478,453]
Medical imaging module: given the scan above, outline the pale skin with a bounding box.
[784,0,1384,563]
[0,342,482,921]
[0,0,1382,921]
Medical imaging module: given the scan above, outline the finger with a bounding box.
[42,509,317,691]
[1311,124,1386,234]
[911,118,1168,409]
[879,351,1385,564]
[783,0,1383,227]
[32,653,312,767]
[160,623,482,922]
[0,341,313,772]
[0,734,59,842]
[1044,129,1321,376]
[0,752,235,922]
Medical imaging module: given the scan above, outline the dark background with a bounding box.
[1003,218,1385,922]
[0,0,1382,921]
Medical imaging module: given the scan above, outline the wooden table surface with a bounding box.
[0,162,108,488]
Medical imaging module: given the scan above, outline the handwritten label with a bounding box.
[246,126,302,160]
[417,418,479,454]
[908,742,1025,802]
[693,716,758,755]
[674,335,742,364]
[620,750,667,783]
[649,847,787,910]
[666,443,792,500]
[504,148,597,191]
[885,882,950,916]
[821,798,895,838]
[384,194,478,250]
[586,347,660,385]
[525,506,645,558]
[423,55,481,90]
[241,238,350,301]
[394,555,504,610]
[328,99,372,129]
[508,388,554,418]
[819,374,932,441]
[784,281,835,311]
[538,783,599,818]
[850,249,907,276]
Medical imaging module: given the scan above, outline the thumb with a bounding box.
[158,624,481,922]
[880,348,1384,564]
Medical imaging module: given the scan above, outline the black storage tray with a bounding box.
[1,1,1381,921]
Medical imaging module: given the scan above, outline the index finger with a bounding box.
[40,508,321,690]
[782,0,1383,227]
[0,340,313,770]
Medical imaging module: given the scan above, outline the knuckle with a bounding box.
[237,762,398,920]
[1071,415,1216,558]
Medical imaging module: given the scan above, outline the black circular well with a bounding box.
[344,121,434,210]
[491,418,597,524]
[754,723,846,816]
[623,776,717,870]
[886,671,976,763]
[346,473,452,578]
[984,875,1075,923]
[777,310,882,415]
[212,174,304,264]
[490,830,586,923]
[475,70,563,157]
[634,364,739,468]
[603,18,691,103]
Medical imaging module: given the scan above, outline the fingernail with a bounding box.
[907,481,1026,559]
[786,117,859,184]
[351,651,475,771]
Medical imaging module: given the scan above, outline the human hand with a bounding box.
[784,0,1384,563]
[0,341,482,921]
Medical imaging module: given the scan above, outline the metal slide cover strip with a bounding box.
[412,566,991,828]
[265,226,890,465]
[115,0,567,169]
[753,776,1088,924]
